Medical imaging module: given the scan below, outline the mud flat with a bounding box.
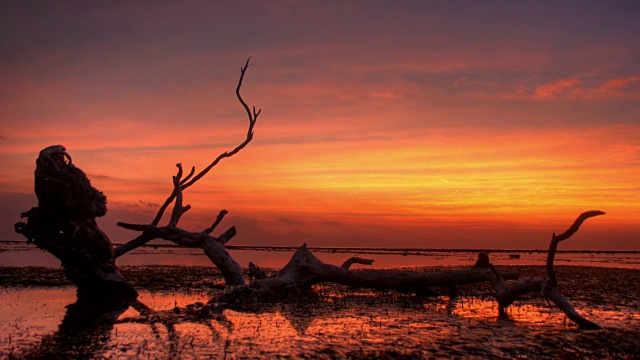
[1,265,639,359]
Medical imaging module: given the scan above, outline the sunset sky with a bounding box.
[1,1,639,252]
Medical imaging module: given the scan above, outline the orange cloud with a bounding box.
[589,76,640,98]
[534,78,582,99]
[534,76,640,100]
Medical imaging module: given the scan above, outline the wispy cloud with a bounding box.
[121,200,159,208]
[534,76,640,100]
[278,217,303,225]
[534,78,583,99]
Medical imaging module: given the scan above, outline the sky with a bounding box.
[1,1,639,253]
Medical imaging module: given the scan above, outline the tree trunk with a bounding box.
[219,244,519,305]
[15,145,138,302]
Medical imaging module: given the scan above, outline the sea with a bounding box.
[1,240,638,269]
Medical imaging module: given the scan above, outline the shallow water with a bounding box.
[1,276,639,359]
[2,241,639,269]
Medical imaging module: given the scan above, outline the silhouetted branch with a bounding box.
[149,57,260,227]
[487,211,604,329]
[114,58,260,259]
[341,256,375,269]
[116,221,244,284]
[203,210,229,235]
[547,210,605,286]
[168,164,191,228]
[179,166,196,185]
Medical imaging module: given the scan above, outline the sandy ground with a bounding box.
[1,265,639,359]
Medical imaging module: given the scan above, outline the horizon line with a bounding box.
[2,240,638,254]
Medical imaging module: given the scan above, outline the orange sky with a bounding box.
[1,1,639,251]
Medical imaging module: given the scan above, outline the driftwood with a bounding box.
[14,59,260,299]
[483,211,605,330]
[14,145,138,301]
[248,261,268,280]
[218,244,520,306]
[116,171,245,285]
[341,256,375,269]
[113,58,261,285]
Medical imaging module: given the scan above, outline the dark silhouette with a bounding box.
[15,145,137,302]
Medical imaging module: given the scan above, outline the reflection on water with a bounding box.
[2,286,639,358]
[2,241,639,269]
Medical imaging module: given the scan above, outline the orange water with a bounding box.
[1,286,638,358]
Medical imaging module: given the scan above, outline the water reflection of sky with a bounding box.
[2,243,640,269]
[2,287,638,359]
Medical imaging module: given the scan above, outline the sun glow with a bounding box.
[67,123,632,249]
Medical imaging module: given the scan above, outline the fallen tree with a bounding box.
[218,243,520,305]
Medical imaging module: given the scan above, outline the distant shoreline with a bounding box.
[2,240,638,254]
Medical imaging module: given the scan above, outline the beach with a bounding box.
[1,264,639,359]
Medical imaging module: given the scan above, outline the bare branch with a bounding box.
[553,210,606,243]
[148,58,259,226]
[114,233,156,258]
[217,226,236,245]
[117,222,154,232]
[179,166,196,185]
[544,286,603,330]
[177,57,260,191]
[115,223,200,247]
[548,210,605,286]
[485,211,605,329]
[341,256,375,269]
[175,163,183,182]
[115,58,260,256]
[202,210,228,235]
[169,165,186,228]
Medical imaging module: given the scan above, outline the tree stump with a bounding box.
[15,145,138,302]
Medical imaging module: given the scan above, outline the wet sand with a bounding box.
[1,265,639,359]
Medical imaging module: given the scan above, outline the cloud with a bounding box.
[534,76,640,100]
[278,217,303,225]
[120,200,160,208]
[219,216,318,246]
[138,200,159,208]
[87,173,115,180]
[590,76,640,98]
[534,78,582,99]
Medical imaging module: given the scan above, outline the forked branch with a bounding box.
[114,58,260,259]
[487,210,605,329]
[341,256,375,269]
[158,57,260,217]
